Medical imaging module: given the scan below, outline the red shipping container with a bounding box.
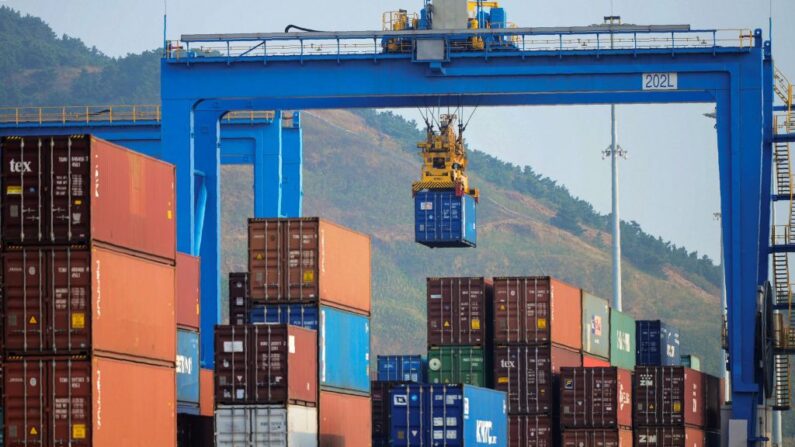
[583,354,611,367]
[200,368,214,417]
[635,427,705,447]
[4,246,175,363]
[228,272,249,325]
[1,135,175,261]
[493,277,582,349]
[509,415,553,447]
[427,277,491,347]
[320,390,371,447]
[634,366,705,428]
[559,367,632,429]
[215,324,317,405]
[248,218,371,314]
[562,429,633,447]
[177,253,200,330]
[4,356,175,447]
[493,344,581,414]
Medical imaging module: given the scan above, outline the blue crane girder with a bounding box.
[159,27,771,444]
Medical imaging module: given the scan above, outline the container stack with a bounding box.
[371,355,426,447]
[491,277,583,446]
[0,135,177,445]
[214,217,372,446]
[426,277,491,387]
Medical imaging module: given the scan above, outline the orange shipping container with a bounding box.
[200,368,214,417]
[4,245,175,363]
[176,253,200,330]
[583,354,611,367]
[1,135,176,261]
[248,218,371,314]
[319,390,371,447]
[5,356,176,446]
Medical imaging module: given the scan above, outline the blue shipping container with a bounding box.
[377,355,427,383]
[415,190,477,248]
[636,320,681,366]
[177,329,200,405]
[390,384,507,447]
[321,306,371,393]
[249,304,319,329]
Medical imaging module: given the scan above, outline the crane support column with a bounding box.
[160,99,196,255]
[254,110,282,217]
[281,112,303,217]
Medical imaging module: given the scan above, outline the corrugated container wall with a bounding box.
[176,253,200,330]
[561,429,633,447]
[372,381,410,447]
[634,366,705,428]
[637,320,681,366]
[4,357,175,447]
[609,310,636,371]
[427,346,487,387]
[215,404,318,447]
[248,218,371,314]
[215,324,317,405]
[3,246,176,362]
[390,384,507,447]
[583,354,611,367]
[493,344,581,415]
[1,135,176,261]
[228,272,249,326]
[509,415,553,447]
[377,355,426,383]
[320,306,370,393]
[320,391,371,447]
[250,303,319,329]
[492,277,582,349]
[634,427,705,447]
[581,292,610,359]
[414,190,477,248]
[559,367,632,429]
[200,369,214,417]
[427,277,491,346]
[177,329,200,406]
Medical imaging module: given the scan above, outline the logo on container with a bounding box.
[666,344,676,358]
[619,383,631,410]
[9,159,32,174]
[638,434,658,444]
[476,420,498,445]
[500,360,516,368]
[617,331,631,352]
[591,315,602,337]
[176,354,193,375]
[393,395,408,406]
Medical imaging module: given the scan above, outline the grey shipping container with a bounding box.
[215,405,318,447]
[581,292,610,359]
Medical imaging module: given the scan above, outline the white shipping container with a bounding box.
[216,405,318,447]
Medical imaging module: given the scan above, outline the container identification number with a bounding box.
[642,73,678,90]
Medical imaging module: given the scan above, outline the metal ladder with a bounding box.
[774,354,791,410]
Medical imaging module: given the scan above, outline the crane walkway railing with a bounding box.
[165,27,753,61]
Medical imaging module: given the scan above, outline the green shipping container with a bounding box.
[582,292,610,359]
[609,309,636,371]
[427,346,487,387]
[681,354,702,371]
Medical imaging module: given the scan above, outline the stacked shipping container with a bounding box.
[0,135,178,446]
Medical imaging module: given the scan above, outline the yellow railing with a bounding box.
[772,225,795,246]
[0,105,281,125]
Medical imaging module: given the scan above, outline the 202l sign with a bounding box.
[642,73,678,90]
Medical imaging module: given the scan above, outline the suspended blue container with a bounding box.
[414,190,477,248]
[320,306,371,394]
[390,384,507,446]
[377,355,427,383]
[177,329,200,407]
[249,303,319,329]
[636,320,681,366]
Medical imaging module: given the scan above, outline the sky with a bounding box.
[4,0,794,260]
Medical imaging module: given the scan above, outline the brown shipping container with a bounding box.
[215,324,317,405]
[228,272,249,325]
[635,427,705,447]
[562,429,633,447]
[248,218,371,313]
[559,367,633,429]
[4,246,175,362]
[509,415,553,447]
[320,390,371,447]
[493,344,581,414]
[427,277,491,346]
[177,253,200,330]
[634,366,705,428]
[1,135,175,261]
[200,368,214,417]
[4,356,175,447]
[493,277,582,348]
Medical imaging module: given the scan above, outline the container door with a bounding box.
[50,248,91,353]
[215,406,252,446]
[215,326,251,404]
[2,136,47,244]
[320,307,370,393]
[177,329,200,405]
[4,250,47,354]
[251,406,288,446]
[283,219,320,302]
[50,135,90,243]
[5,360,47,446]
[248,220,284,300]
[287,405,318,447]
